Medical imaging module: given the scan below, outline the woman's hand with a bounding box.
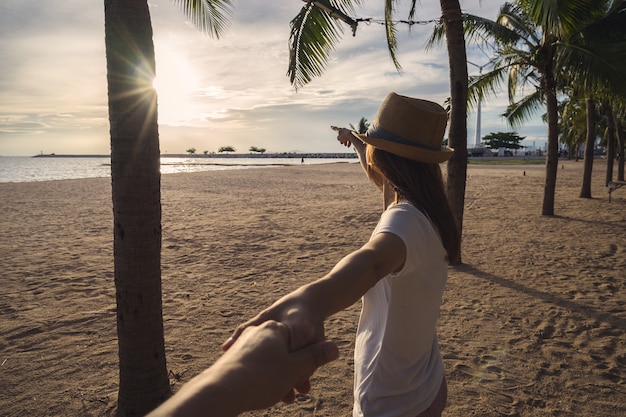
[220,288,326,407]
[222,286,325,353]
[331,126,355,148]
[216,321,337,411]
[331,126,367,172]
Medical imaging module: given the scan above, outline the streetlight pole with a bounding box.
[467,60,486,149]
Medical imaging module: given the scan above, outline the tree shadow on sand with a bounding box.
[454,264,626,331]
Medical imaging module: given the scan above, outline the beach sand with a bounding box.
[1,160,625,416]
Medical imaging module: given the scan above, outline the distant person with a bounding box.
[301,157,305,164]
[224,93,460,417]
[148,321,338,417]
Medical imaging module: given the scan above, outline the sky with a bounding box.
[0,0,548,156]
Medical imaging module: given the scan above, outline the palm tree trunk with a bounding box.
[541,68,559,216]
[104,0,170,415]
[580,98,596,198]
[605,103,616,186]
[440,0,468,265]
[617,121,625,181]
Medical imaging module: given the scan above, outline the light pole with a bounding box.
[467,61,486,148]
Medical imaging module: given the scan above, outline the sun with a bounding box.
[152,47,199,124]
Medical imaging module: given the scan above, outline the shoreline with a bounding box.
[30,152,359,159]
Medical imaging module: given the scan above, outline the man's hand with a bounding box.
[148,321,338,417]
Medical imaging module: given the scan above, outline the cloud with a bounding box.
[0,0,547,156]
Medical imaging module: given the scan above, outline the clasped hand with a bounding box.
[222,287,326,403]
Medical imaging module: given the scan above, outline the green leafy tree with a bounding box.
[249,146,266,154]
[104,0,232,415]
[186,147,196,154]
[218,146,236,153]
[482,131,525,150]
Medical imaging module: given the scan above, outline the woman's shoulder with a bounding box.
[383,201,439,234]
[381,201,431,227]
[386,201,425,217]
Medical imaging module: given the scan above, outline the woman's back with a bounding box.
[354,202,448,417]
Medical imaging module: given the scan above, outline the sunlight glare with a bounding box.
[152,47,200,125]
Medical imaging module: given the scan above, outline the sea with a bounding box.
[0,155,358,183]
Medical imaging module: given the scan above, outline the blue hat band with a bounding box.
[365,124,442,152]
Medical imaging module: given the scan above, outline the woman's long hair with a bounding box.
[365,145,461,263]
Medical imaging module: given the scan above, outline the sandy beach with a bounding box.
[1,160,624,416]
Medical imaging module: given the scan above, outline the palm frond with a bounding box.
[502,90,543,127]
[287,1,364,89]
[557,40,626,98]
[424,20,446,51]
[520,0,598,38]
[407,0,418,21]
[462,12,520,48]
[287,4,344,89]
[384,0,401,70]
[496,3,541,49]
[467,64,509,107]
[559,95,588,146]
[507,64,519,102]
[578,0,626,42]
[171,0,233,38]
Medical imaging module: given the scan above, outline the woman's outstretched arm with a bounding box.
[222,232,406,351]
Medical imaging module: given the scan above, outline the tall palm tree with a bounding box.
[613,100,626,181]
[289,0,469,263]
[437,0,468,265]
[104,0,231,415]
[604,101,618,186]
[461,0,626,215]
[566,1,626,198]
[580,97,599,198]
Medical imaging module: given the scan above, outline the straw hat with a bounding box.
[352,92,453,163]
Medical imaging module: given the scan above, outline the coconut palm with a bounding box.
[559,90,626,198]
[289,0,469,263]
[436,0,468,265]
[350,117,370,134]
[613,99,626,181]
[458,0,626,214]
[104,0,232,415]
[561,1,626,198]
[580,97,600,198]
[596,99,626,185]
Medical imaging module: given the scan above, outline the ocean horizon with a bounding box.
[0,153,358,183]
